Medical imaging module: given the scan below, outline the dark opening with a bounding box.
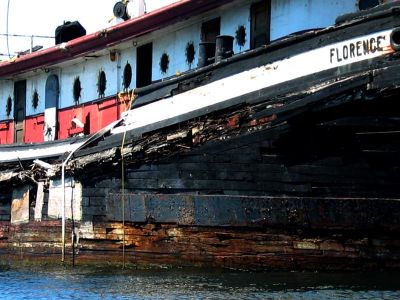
[14,80,26,143]
[136,43,153,88]
[185,41,195,67]
[123,62,132,89]
[250,0,271,49]
[32,89,39,109]
[358,0,380,10]
[97,70,107,97]
[6,96,12,117]
[235,25,247,48]
[73,77,82,103]
[160,53,170,74]
[201,18,220,43]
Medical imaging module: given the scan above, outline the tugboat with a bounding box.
[0,0,400,270]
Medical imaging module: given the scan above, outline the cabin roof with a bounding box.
[0,0,232,78]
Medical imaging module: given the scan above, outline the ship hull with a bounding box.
[2,5,400,270]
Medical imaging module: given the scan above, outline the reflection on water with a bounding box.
[0,266,399,299]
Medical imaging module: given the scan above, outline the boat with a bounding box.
[1,0,400,270]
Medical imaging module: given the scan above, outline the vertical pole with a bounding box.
[6,0,11,58]
[61,164,66,262]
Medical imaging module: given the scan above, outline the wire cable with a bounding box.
[6,0,11,58]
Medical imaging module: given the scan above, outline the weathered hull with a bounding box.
[2,4,400,270]
[1,196,400,271]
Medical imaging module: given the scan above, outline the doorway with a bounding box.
[136,43,153,88]
[13,80,26,144]
[250,0,271,49]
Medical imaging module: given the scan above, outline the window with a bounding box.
[136,43,153,88]
[123,62,132,89]
[201,18,220,43]
[97,70,107,97]
[251,0,271,49]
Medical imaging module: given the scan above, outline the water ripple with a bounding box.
[0,268,399,299]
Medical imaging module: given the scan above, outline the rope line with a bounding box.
[119,89,135,269]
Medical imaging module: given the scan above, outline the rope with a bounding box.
[119,89,135,269]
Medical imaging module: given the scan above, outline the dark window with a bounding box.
[136,43,153,88]
[250,0,271,49]
[123,62,132,89]
[97,70,107,97]
[14,80,26,143]
[201,18,220,43]
[32,89,39,109]
[159,53,170,74]
[235,25,247,49]
[73,77,82,103]
[185,41,195,68]
[6,96,12,117]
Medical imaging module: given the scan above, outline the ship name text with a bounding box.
[330,35,387,64]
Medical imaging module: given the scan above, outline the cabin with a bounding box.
[0,0,380,145]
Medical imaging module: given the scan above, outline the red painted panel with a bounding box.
[58,97,120,140]
[0,120,14,145]
[1,97,123,145]
[24,115,45,143]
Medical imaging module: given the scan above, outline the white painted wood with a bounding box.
[34,182,45,222]
[0,141,86,163]
[44,107,57,142]
[113,29,393,135]
[48,178,82,221]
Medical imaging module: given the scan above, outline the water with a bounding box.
[0,267,399,299]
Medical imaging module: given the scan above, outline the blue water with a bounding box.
[0,267,399,299]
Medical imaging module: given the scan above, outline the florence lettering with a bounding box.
[329,35,387,64]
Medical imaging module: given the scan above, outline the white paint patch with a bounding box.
[34,182,45,222]
[48,178,82,221]
[113,29,393,135]
[44,107,57,142]
[0,140,86,163]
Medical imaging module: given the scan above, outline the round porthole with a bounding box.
[160,53,170,74]
[123,62,132,89]
[73,77,82,103]
[185,41,195,68]
[32,89,39,109]
[235,25,246,48]
[97,70,107,97]
[6,96,12,117]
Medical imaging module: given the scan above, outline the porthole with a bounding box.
[32,89,39,109]
[123,62,132,89]
[185,41,195,68]
[358,0,380,10]
[97,70,107,98]
[160,53,169,74]
[73,77,82,103]
[235,25,246,48]
[6,96,12,117]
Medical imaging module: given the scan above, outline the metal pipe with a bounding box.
[61,150,76,262]
[60,118,124,263]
